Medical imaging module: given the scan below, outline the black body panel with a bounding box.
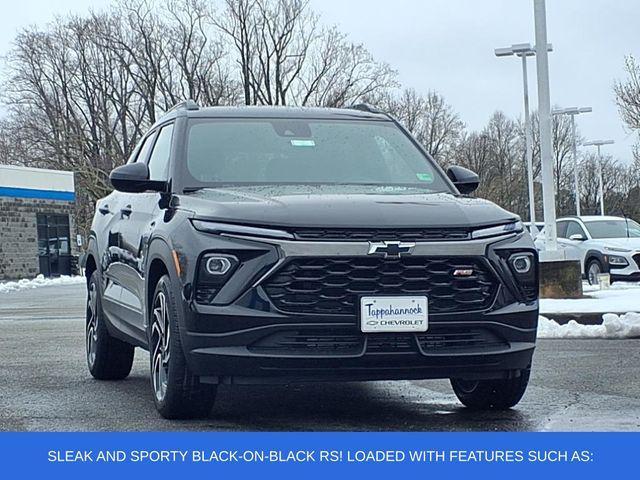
[86,105,539,386]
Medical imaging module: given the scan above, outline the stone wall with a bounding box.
[0,197,78,281]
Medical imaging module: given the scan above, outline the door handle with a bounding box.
[98,205,111,215]
[120,205,133,218]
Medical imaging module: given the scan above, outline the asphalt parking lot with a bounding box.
[1,283,639,431]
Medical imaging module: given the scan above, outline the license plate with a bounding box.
[360,296,428,333]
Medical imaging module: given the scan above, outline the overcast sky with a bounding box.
[2,0,638,162]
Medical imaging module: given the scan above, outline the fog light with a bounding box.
[205,256,233,275]
[511,255,532,274]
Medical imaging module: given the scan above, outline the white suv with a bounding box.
[534,215,640,285]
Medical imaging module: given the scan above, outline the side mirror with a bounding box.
[446,165,479,194]
[109,163,166,193]
[569,233,587,241]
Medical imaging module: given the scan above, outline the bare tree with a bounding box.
[215,0,396,106]
[383,89,464,163]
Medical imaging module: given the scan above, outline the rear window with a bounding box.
[184,118,451,192]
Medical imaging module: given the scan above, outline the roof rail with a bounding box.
[348,103,383,114]
[166,99,200,113]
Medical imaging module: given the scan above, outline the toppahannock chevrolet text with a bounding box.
[84,101,539,419]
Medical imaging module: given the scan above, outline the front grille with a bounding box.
[262,256,498,315]
[247,328,507,355]
[417,329,506,352]
[634,254,640,269]
[293,227,470,242]
[367,334,415,353]
[249,329,362,355]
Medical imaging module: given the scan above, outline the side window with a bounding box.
[566,221,586,239]
[556,221,569,238]
[147,124,174,181]
[130,133,156,165]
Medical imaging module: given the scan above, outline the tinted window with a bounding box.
[556,221,569,238]
[148,124,174,181]
[184,119,451,192]
[566,221,586,239]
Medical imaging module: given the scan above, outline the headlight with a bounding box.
[604,246,632,253]
[471,221,523,239]
[506,252,538,302]
[608,255,629,266]
[191,219,293,240]
[195,253,240,304]
[510,254,532,274]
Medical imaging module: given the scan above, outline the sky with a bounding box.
[1,0,638,162]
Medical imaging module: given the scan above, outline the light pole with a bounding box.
[583,139,614,216]
[495,43,552,236]
[533,0,559,253]
[551,106,592,216]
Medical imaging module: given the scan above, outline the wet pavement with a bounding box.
[1,283,639,431]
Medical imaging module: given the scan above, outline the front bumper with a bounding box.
[172,225,539,384]
[181,301,537,384]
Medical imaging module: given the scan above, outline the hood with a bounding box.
[599,237,640,251]
[177,185,517,229]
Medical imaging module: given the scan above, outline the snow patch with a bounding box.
[538,313,640,339]
[540,282,640,314]
[0,274,85,294]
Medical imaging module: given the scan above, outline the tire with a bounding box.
[450,368,530,410]
[86,271,135,380]
[586,258,603,286]
[149,275,217,419]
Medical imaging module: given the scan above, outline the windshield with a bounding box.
[184,118,452,192]
[584,219,640,239]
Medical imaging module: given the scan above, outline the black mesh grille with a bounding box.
[634,254,640,269]
[417,329,506,352]
[249,329,362,355]
[247,328,506,355]
[367,334,416,353]
[293,228,470,242]
[262,256,498,315]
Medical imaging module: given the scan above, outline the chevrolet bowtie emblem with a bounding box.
[367,241,415,258]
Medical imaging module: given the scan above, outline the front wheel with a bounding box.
[586,258,603,286]
[450,369,530,410]
[149,275,217,419]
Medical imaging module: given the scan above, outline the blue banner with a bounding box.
[0,433,635,479]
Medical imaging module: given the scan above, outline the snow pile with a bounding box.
[0,274,85,294]
[538,313,640,339]
[540,282,640,314]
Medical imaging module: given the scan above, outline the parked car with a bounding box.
[534,215,640,284]
[84,102,539,418]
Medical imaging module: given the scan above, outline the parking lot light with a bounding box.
[552,106,593,216]
[494,42,553,237]
[583,139,615,216]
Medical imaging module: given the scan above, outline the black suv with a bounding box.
[84,101,538,419]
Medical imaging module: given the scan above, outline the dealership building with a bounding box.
[0,164,79,281]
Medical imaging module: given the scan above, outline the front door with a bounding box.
[37,213,72,277]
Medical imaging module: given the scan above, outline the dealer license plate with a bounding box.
[360,296,428,333]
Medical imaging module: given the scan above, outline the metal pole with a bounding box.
[533,0,558,251]
[597,144,604,215]
[570,115,581,216]
[521,54,537,232]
